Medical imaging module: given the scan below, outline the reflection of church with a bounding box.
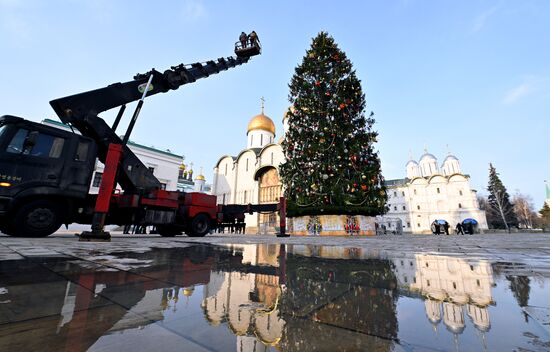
[393,254,494,347]
[213,103,287,234]
[201,245,284,351]
[201,244,400,351]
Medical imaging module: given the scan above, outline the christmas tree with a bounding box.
[487,163,517,230]
[280,32,386,216]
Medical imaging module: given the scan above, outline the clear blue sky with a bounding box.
[1,0,548,207]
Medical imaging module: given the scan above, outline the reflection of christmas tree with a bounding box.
[280,32,387,216]
[506,275,530,307]
[279,254,398,350]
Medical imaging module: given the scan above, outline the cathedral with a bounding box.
[383,151,488,234]
[212,104,286,234]
[212,105,487,234]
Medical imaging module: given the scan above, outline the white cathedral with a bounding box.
[213,106,286,234]
[384,151,488,234]
[212,105,487,234]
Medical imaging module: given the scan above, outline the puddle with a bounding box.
[0,244,548,351]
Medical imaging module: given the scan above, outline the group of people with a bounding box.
[216,219,246,234]
[432,221,474,235]
[239,31,259,49]
[432,222,450,235]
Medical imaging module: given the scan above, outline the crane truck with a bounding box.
[0,36,287,240]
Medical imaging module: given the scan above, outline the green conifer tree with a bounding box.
[280,32,386,216]
[539,203,550,231]
[487,163,517,230]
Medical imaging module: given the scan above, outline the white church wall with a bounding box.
[248,130,275,149]
[235,150,258,204]
[385,164,488,234]
[214,156,236,204]
[258,144,284,169]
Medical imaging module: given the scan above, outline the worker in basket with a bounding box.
[239,31,248,48]
[249,31,259,46]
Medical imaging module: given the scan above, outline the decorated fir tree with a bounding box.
[280,32,386,216]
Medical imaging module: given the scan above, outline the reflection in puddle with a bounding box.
[0,244,548,351]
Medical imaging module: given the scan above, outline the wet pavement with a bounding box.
[0,233,549,351]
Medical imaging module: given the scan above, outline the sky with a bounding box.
[0,0,548,207]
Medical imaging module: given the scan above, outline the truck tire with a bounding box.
[11,200,63,237]
[187,214,210,237]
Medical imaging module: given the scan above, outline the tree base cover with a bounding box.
[286,202,385,217]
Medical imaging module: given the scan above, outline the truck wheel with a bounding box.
[11,200,63,237]
[187,214,210,237]
[157,226,181,237]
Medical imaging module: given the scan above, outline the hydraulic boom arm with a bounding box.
[50,49,257,194]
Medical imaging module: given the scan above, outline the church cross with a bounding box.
[260,96,265,114]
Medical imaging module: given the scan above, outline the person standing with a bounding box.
[249,31,258,46]
[444,222,450,235]
[456,222,465,235]
[239,31,247,48]
[434,222,440,235]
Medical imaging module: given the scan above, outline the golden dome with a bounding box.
[247,113,275,134]
[183,287,195,296]
[179,163,186,170]
[195,174,205,181]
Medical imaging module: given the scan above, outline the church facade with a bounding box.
[213,108,286,234]
[383,152,488,234]
[212,108,487,234]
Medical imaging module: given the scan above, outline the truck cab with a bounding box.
[0,115,97,236]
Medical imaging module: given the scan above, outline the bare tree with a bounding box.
[479,193,514,231]
[487,189,515,232]
[512,192,535,229]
